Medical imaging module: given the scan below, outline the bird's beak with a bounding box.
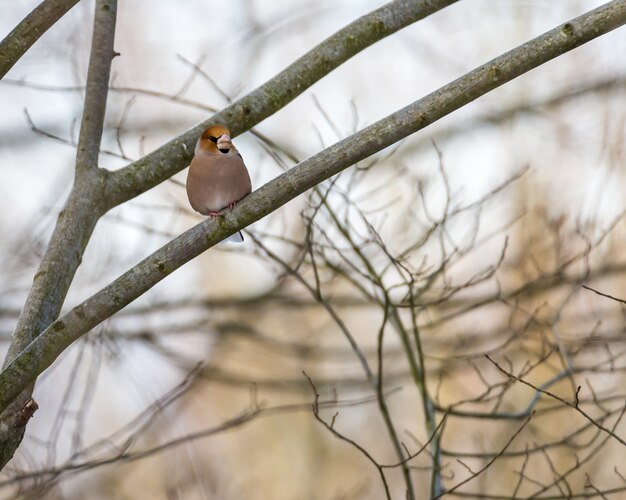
[216,134,232,151]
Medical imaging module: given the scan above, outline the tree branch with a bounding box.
[103,0,459,208]
[74,0,117,173]
[1,0,624,416]
[0,0,80,79]
[0,0,117,470]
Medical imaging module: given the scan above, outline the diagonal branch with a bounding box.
[0,0,81,79]
[486,355,626,447]
[103,0,459,208]
[0,0,624,416]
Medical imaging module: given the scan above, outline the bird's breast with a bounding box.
[186,152,252,215]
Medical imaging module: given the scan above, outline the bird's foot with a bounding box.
[206,210,222,217]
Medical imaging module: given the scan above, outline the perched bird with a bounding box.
[186,124,252,242]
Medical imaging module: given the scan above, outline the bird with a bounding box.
[186,124,252,242]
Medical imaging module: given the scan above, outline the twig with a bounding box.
[435,413,533,498]
[582,284,626,305]
[486,355,626,447]
[104,0,461,207]
[304,372,392,500]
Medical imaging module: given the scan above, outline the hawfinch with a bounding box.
[186,124,252,242]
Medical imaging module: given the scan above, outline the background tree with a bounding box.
[1,0,626,498]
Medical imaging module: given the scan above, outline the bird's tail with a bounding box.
[223,231,244,243]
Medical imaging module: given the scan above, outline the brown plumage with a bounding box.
[186,125,251,242]
[186,124,251,216]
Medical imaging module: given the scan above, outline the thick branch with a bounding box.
[0,0,117,470]
[0,0,80,79]
[104,0,459,207]
[75,0,117,173]
[1,0,624,415]
[3,0,116,369]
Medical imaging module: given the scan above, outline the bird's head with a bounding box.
[197,124,233,154]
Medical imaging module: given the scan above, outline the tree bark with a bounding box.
[0,0,117,470]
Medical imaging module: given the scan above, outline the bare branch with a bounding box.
[104,0,460,207]
[582,284,626,305]
[74,0,118,173]
[435,413,533,498]
[0,0,80,79]
[486,355,626,447]
[305,372,392,500]
[0,0,117,470]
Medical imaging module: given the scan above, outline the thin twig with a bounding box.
[486,355,626,447]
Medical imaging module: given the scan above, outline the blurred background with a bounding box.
[1,0,626,498]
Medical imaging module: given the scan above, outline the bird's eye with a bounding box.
[208,136,218,144]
